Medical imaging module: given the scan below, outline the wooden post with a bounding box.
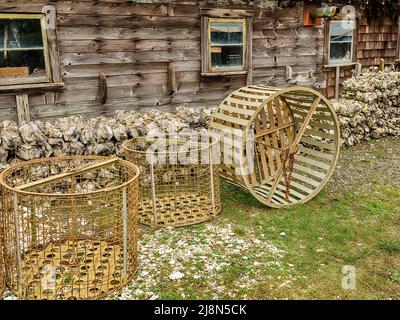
[355,62,362,77]
[285,66,293,81]
[334,66,340,100]
[99,72,108,104]
[42,5,61,82]
[167,63,177,95]
[246,17,253,85]
[379,58,385,72]
[15,93,30,124]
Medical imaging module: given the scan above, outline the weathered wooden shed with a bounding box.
[0,0,398,123]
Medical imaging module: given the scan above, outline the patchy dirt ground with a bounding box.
[327,137,400,195]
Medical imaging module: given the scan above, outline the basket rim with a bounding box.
[0,156,140,197]
[122,131,219,155]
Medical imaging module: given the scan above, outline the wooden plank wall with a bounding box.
[252,5,325,89]
[0,0,325,122]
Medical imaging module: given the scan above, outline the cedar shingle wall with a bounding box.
[324,15,399,99]
[357,17,399,67]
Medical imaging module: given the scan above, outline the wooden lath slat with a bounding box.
[280,97,295,144]
[298,146,334,161]
[304,128,336,140]
[209,122,244,137]
[259,107,276,176]
[267,97,321,203]
[291,172,320,188]
[292,163,326,180]
[213,113,249,127]
[295,155,330,171]
[274,96,288,151]
[253,122,295,139]
[254,110,270,181]
[234,91,268,100]
[291,109,334,121]
[266,101,282,169]
[219,103,255,116]
[225,97,260,108]
[300,137,336,151]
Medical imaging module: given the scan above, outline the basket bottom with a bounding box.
[19,239,127,300]
[139,192,220,227]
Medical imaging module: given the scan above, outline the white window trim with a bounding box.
[328,20,355,65]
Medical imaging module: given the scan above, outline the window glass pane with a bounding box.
[329,22,353,62]
[330,22,352,42]
[0,17,47,80]
[330,42,352,62]
[211,46,243,68]
[0,19,44,49]
[0,50,46,78]
[210,21,243,45]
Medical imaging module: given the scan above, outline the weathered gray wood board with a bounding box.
[0,1,398,120]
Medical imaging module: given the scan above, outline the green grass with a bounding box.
[132,181,400,300]
[378,239,400,254]
[216,182,400,299]
[116,137,400,301]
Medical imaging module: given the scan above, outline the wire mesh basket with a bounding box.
[123,132,221,228]
[0,156,140,300]
[0,220,4,297]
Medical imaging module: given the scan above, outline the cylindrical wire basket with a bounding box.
[0,217,4,297]
[0,156,140,300]
[123,132,221,228]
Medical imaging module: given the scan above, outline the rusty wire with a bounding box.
[123,133,221,228]
[0,210,4,297]
[0,156,140,300]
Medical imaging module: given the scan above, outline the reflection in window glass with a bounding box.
[209,20,245,70]
[329,21,353,63]
[0,17,48,80]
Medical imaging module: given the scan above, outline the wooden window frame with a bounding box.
[201,9,253,77]
[327,20,356,66]
[397,17,400,59]
[0,13,52,86]
[0,8,63,92]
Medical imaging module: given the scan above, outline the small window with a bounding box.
[0,14,50,85]
[202,17,251,75]
[209,19,246,71]
[329,21,354,64]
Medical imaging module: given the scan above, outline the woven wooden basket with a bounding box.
[0,156,140,300]
[123,132,221,228]
[210,85,340,208]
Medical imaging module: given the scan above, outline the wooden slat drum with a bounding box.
[210,85,340,208]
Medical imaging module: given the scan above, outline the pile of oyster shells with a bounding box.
[0,106,216,170]
[1,70,399,169]
[332,71,400,146]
